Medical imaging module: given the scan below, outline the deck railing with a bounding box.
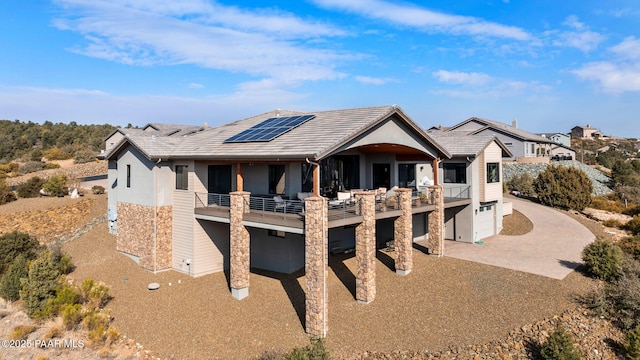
[443,185,471,200]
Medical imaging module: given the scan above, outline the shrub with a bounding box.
[92,185,105,195]
[81,279,111,308]
[617,186,640,205]
[605,256,640,330]
[9,324,37,341]
[74,149,96,164]
[626,325,640,360]
[18,161,44,174]
[624,216,640,236]
[619,236,640,261]
[20,251,61,318]
[43,148,72,160]
[42,174,67,197]
[61,303,82,330]
[0,255,28,301]
[30,148,43,162]
[582,239,624,282]
[0,162,19,174]
[43,162,61,170]
[284,337,329,360]
[534,165,593,211]
[591,196,625,213]
[50,243,74,275]
[0,231,41,275]
[540,324,580,360]
[16,176,44,198]
[603,219,623,228]
[506,173,535,196]
[625,206,640,217]
[0,180,17,205]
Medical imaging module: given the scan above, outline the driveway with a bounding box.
[444,198,595,280]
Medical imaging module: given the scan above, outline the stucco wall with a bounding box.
[250,229,305,274]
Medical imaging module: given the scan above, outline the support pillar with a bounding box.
[304,196,328,337]
[230,191,250,300]
[355,192,376,304]
[394,188,413,276]
[427,185,444,256]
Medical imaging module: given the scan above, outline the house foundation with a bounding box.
[394,188,413,276]
[230,191,250,300]
[304,196,328,337]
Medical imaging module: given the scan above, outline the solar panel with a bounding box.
[224,114,315,143]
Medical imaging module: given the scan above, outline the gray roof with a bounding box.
[427,130,512,158]
[104,123,205,141]
[450,117,555,144]
[105,105,450,161]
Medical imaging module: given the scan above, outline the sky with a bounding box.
[1,1,640,138]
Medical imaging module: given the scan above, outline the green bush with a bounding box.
[91,185,105,195]
[540,324,580,360]
[591,196,625,213]
[43,147,72,160]
[624,216,640,236]
[0,162,19,174]
[603,219,623,228]
[16,177,44,198]
[284,337,329,360]
[626,325,640,360]
[61,303,82,330]
[0,231,41,275]
[0,255,28,301]
[506,173,535,196]
[619,236,640,261]
[19,251,61,318]
[80,279,111,308]
[605,256,640,330]
[582,239,624,282]
[534,165,593,211]
[30,149,43,162]
[625,205,640,217]
[43,162,61,170]
[42,174,67,197]
[0,180,16,205]
[74,149,96,164]
[18,161,44,174]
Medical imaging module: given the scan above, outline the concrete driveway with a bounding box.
[444,198,595,280]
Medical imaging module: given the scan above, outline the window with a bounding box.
[126,165,131,188]
[269,165,286,194]
[175,165,188,190]
[487,162,499,183]
[398,163,416,188]
[442,163,466,184]
[504,142,513,146]
[531,144,535,155]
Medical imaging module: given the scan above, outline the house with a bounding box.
[104,105,507,336]
[427,131,513,242]
[103,123,206,152]
[442,117,558,162]
[571,124,603,140]
[538,132,571,147]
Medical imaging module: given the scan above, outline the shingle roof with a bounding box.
[450,117,554,144]
[105,105,450,161]
[427,130,512,158]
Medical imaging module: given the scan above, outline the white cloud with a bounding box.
[553,15,605,52]
[354,76,394,85]
[51,0,357,84]
[188,83,204,89]
[432,70,492,86]
[311,0,533,41]
[611,36,640,60]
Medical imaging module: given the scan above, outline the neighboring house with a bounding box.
[539,132,571,147]
[442,117,557,162]
[427,131,513,242]
[103,123,206,152]
[571,125,603,139]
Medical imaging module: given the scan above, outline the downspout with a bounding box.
[153,158,161,274]
[306,158,320,196]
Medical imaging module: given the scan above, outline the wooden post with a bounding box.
[432,157,440,185]
[237,163,243,192]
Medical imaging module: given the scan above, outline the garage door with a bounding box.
[476,204,495,241]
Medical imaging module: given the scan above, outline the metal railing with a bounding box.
[195,192,231,208]
[327,196,362,221]
[247,196,304,220]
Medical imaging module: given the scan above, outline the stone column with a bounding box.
[394,188,413,276]
[230,191,250,300]
[304,196,328,337]
[355,192,376,304]
[427,185,444,257]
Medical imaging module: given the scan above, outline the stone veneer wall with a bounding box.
[355,192,376,304]
[304,196,328,337]
[393,189,413,275]
[116,202,172,271]
[230,192,250,299]
[427,185,444,256]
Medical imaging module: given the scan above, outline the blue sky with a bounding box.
[1,1,639,138]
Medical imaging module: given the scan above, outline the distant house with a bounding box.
[440,117,560,162]
[427,131,512,242]
[571,125,603,140]
[103,123,206,152]
[539,132,571,147]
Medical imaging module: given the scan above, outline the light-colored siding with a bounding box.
[193,220,229,276]
[172,160,195,274]
[481,142,503,203]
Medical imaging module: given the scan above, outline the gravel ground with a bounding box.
[62,223,598,359]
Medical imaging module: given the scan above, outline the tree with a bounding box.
[20,251,61,318]
[0,255,28,301]
[533,165,593,211]
[0,231,41,275]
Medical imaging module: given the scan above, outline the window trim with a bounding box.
[175,164,189,190]
[442,162,467,184]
